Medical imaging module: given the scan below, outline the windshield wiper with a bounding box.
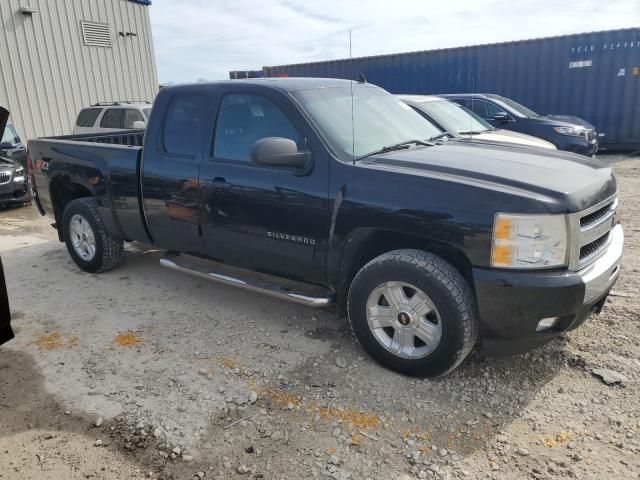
[356,139,434,161]
[428,132,451,141]
[458,130,485,135]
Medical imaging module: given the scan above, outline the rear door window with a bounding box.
[123,109,145,128]
[76,108,102,127]
[100,109,124,129]
[163,95,204,156]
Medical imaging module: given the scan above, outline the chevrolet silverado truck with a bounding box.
[27,79,623,376]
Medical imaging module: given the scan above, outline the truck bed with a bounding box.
[29,129,151,244]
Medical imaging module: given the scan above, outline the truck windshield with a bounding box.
[1,123,18,144]
[419,99,491,134]
[292,85,441,162]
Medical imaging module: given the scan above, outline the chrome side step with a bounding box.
[160,251,335,308]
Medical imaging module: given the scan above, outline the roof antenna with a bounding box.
[350,29,356,166]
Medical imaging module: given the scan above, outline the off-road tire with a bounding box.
[347,249,478,377]
[62,198,123,273]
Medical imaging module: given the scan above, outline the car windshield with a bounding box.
[143,108,152,119]
[419,99,491,134]
[292,84,441,161]
[1,123,18,144]
[493,96,540,118]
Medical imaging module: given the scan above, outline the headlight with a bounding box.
[491,213,568,268]
[13,167,24,183]
[553,126,586,137]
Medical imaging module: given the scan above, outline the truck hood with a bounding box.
[363,142,615,212]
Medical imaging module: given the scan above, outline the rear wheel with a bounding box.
[347,249,478,377]
[62,198,123,273]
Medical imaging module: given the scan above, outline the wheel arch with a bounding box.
[49,175,94,241]
[333,228,475,314]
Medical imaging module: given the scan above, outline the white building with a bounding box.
[0,0,158,140]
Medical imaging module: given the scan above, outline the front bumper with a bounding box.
[473,224,623,356]
[0,181,30,206]
[557,136,598,156]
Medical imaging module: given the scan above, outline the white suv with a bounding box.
[73,102,152,135]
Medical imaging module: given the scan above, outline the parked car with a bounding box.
[441,94,598,156]
[398,95,556,150]
[1,118,28,170]
[0,107,30,207]
[73,101,152,135]
[29,79,623,376]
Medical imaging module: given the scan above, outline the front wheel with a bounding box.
[62,198,123,273]
[347,249,478,377]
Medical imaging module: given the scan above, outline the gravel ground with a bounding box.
[0,153,638,479]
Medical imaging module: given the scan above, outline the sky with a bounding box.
[149,0,640,84]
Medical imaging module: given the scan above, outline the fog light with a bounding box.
[536,317,560,332]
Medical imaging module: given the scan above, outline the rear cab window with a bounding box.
[163,95,204,156]
[76,108,102,127]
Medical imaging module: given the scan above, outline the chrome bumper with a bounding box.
[580,224,623,303]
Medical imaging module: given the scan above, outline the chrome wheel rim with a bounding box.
[366,281,442,359]
[69,214,96,261]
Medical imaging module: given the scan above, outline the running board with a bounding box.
[160,251,335,308]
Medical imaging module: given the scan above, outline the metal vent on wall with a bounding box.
[81,21,112,47]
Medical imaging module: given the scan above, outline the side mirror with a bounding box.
[0,142,13,150]
[251,137,310,171]
[132,120,146,129]
[493,112,510,123]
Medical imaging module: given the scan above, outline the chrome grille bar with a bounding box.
[568,195,618,271]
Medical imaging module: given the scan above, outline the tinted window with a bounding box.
[493,96,540,118]
[467,100,488,119]
[76,108,102,127]
[123,109,144,128]
[164,95,204,156]
[483,101,504,119]
[213,94,301,162]
[100,109,123,128]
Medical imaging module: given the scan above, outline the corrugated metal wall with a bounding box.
[0,0,158,141]
[264,29,640,149]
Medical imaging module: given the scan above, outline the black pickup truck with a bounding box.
[27,79,623,376]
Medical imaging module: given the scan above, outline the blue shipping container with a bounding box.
[263,28,640,150]
[229,70,264,79]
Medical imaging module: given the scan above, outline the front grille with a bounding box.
[569,195,617,270]
[580,232,610,262]
[586,130,597,142]
[0,172,10,184]
[580,201,614,228]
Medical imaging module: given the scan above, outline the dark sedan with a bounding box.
[0,107,30,207]
[442,93,598,156]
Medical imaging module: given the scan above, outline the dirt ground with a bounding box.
[0,153,638,480]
